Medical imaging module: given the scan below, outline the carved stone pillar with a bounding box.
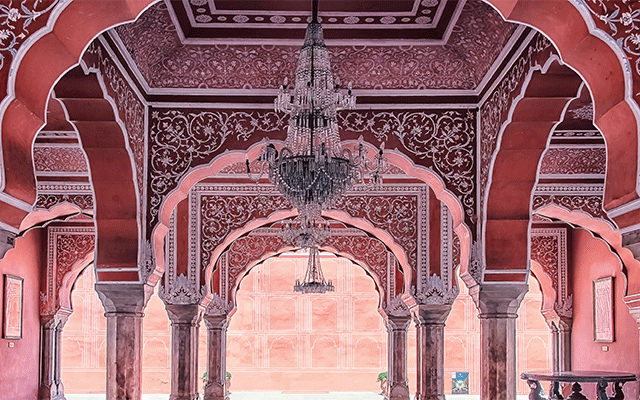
[39,309,71,400]
[166,304,202,400]
[545,316,572,373]
[472,283,528,400]
[386,314,412,400]
[203,312,230,400]
[95,283,152,400]
[413,304,452,400]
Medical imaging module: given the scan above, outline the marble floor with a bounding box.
[66,393,529,399]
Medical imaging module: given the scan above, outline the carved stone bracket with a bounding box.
[468,239,484,285]
[138,239,155,284]
[204,293,234,317]
[385,295,411,318]
[412,274,459,305]
[159,273,206,305]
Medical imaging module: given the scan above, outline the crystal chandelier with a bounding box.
[246,0,385,219]
[247,0,385,294]
[282,214,334,293]
[294,246,334,294]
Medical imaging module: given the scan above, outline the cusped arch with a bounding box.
[53,71,140,282]
[536,204,638,296]
[0,0,157,228]
[156,141,473,299]
[529,260,557,319]
[485,57,583,282]
[483,0,640,211]
[218,226,393,313]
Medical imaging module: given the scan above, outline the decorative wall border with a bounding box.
[530,227,569,317]
[41,226,95,315]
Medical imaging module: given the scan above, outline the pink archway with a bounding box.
[485,59,583,281]
[483,0,640,214]
[0,0,157,231]
[222,239,390,314]
[154,142,469,299]
[536,204,638,295]
[0,0,637,289]
[54,71,140,282]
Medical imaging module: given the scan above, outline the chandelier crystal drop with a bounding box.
[293,245,334,294]
[281,215,331,250]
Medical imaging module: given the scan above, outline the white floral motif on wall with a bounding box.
[585,0,640,98]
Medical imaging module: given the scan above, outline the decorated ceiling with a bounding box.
[113,0,517,92]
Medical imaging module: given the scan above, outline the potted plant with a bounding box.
[377,371,388,396]
[226,371,232,395]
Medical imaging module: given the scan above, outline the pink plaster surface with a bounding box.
[61,252,551,395]
[0,229,45,400]
[570,228,640,399]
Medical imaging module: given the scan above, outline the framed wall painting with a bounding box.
[3,274,23,339]
[593,276,614,343]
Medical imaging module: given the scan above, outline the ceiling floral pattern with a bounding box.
[113,0,514,91]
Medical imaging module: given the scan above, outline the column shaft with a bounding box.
[203,314,229,400]
[96,283,151,400]
[386,315,411,400]
[39,311,70,400]
[414,304,451,400]
[166,304,202,400]
[472,283,528,400]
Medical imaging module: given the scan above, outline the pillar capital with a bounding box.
[203,313,230,331]
[40,308,72,329]
[386,314,411,331]
[412,304,452,326]
[165,303,203,326]
[95,282,153,316]
[471,282,528,318]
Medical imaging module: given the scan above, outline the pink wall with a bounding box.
[61,251,552,395]
[0,228,44,400]
[571,228,640,398]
